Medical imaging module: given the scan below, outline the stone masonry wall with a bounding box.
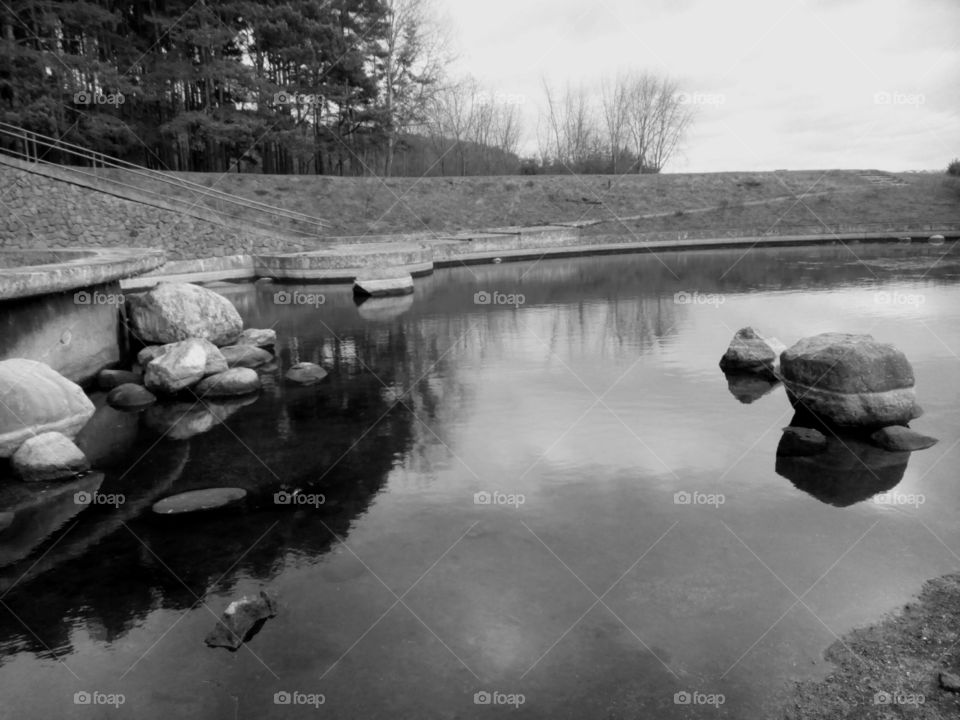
[0,158,315,260]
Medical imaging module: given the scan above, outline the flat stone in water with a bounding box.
[285,362,328,385]
[353,268,414,297]
[870,425,938,452]
[152,487,247,515]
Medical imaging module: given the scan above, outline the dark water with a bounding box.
[1,242,959,719]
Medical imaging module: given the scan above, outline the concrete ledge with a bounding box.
[255,243,434,281]
[431,231,960,266]
[121,254,255,290]
[0,247,165,301]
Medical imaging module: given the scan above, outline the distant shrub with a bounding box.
[948,158,960,176]
[673,209,685,217]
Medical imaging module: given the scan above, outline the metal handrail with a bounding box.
[0,122,330,236]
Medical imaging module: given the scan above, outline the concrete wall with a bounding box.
[0,281,123,385]
[0,156,314,260]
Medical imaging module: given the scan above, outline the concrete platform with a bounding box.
[254,242,434,281]
[0,247,164,300]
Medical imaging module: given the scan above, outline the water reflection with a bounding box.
[0,241,958,718]
[775,434,910,507]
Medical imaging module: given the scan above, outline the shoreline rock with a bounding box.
[780,333,921,428]
[0,359,95,457]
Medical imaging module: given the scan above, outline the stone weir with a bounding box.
[0,247,165,384]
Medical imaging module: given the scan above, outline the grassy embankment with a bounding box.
[99,168,960,241]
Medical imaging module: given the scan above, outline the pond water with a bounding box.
[1,241,959,719]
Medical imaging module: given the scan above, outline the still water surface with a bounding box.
[1,242,958,718]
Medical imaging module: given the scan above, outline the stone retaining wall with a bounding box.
[0,156,314,260]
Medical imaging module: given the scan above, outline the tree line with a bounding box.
[0,0,691,176]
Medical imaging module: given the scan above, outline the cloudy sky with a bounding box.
[444,0,959,172]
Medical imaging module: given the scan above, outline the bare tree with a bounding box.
[380,0,452,176]
[539,70,693,173]
[540,78,600,170]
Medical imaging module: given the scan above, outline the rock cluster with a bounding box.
[719,327,939,507]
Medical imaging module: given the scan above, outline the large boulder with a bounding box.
[0,359,95,457]
[127,282,242,346]
[194,368,261,398]
[143,339,209,394]
[719,327,785,379]
[11,431,90,482]
[779,333,921,428]
[140,339,227,376]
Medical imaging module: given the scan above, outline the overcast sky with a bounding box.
[444,0,959,172]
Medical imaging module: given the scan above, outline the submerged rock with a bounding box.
[236,328,277,348]
[193,368,260,398]
[97,369,142,390]
[0,359,95,458]
[142,395,257,440]
[779,333,922,428]
[719,327,785,379]
[870,426,938,452]
[107,383,157,411]
[127,282,243,346]
[11,431,90,482]
[204,590,278,650]
[285,362,328,386]
[220,345,273,369]
[355,294,414,322]
[152,487,247,515]
[777,426,828,457]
